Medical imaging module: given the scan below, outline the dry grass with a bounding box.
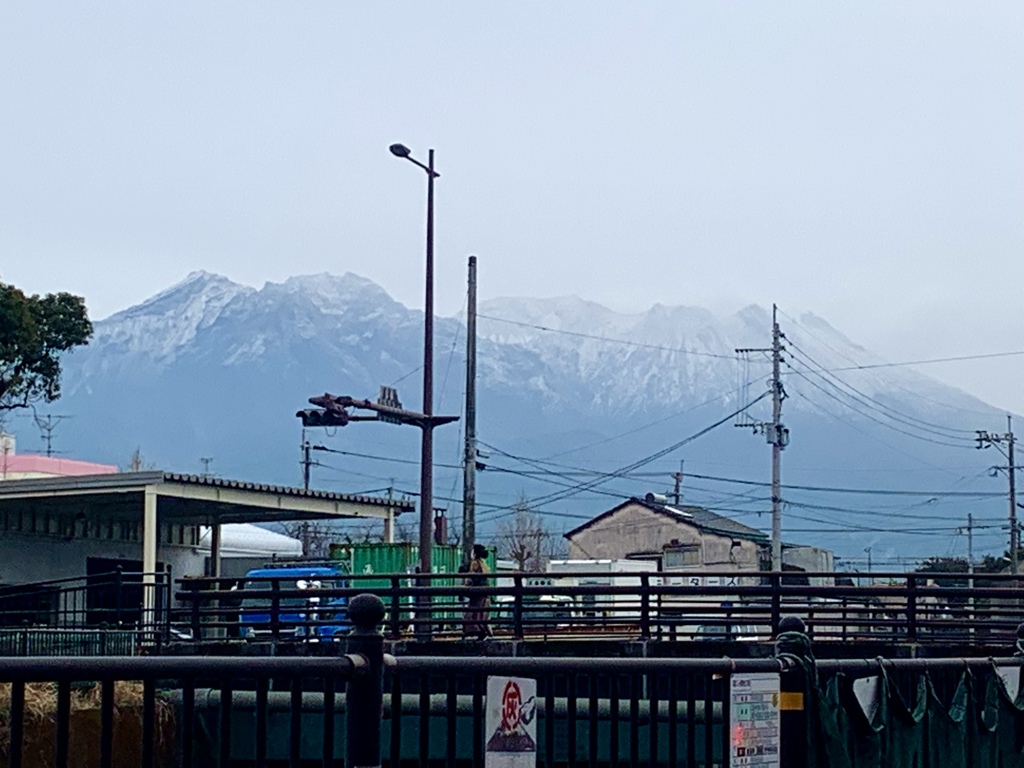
[0,681,175,767]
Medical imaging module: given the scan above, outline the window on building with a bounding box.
[663,545,702,569]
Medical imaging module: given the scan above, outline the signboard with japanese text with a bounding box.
[730,672,780,767]
[485,676,537,768]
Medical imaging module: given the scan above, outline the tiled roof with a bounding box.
[564,497,767,542]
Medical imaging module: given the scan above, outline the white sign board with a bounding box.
[485,676,537,768]
[729,672,780,767]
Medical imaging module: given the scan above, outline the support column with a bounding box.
[142,486,158,634]
[210,524,222,577]
[383,510,395,544]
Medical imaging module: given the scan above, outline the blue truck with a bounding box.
[238,565,348,640]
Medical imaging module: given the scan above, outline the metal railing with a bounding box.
[173,569,1024,646]
[2,596,1022,767]
[0,569,174,652]
[387,654,787,766]
[0,595,382,768]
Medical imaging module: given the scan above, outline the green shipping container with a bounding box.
[328,543,496,627]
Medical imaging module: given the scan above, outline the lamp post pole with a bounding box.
[390,143,440,588]
[421,148,436,580]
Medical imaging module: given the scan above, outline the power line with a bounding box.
[680,471,1004,497]
[783,359,973,450]
[478,314,737,360]
[480,311,1024,372]
[775,308,1003,419]
[477,392,771,521]
[785,341,976,440]
[830,350,1024,371]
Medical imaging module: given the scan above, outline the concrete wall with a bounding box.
[783,545,836,586]
[566,502,762,571]
[0,534,207,585]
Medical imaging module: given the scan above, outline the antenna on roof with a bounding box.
[34,413,71,457]
[200,457,214,479]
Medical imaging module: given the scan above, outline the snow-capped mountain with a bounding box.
[32,271,1012,565]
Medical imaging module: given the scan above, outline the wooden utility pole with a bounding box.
[462,255,478,564]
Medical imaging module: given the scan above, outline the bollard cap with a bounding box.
[348,593,386,631]
[778,615,806,634]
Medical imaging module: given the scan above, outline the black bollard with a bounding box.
[776,615,811,768]
[346,593,386,768]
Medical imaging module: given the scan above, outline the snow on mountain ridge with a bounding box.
[92,271,254,364]
[82,271,1002,422]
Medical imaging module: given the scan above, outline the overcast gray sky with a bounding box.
[2,3,1022,412]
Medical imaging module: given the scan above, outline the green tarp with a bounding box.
[807,663,1024,768]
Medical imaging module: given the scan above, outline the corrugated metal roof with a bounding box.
[159,472,414,510]
[0,470,415,512]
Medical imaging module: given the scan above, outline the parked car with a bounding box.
[491,594,575,631]
[693,622,771,642]
[238,565,348,640]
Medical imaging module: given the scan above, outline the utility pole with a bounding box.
[967,512,975,586]
[976,416,1019,574]
[1010,415,1018,575]
[462,255,478,564]
[735,304,788,570]
[964,512,976,635]
[864,546,872,584]
[301,430,313,491]
[200,457,214,479]
[672,461,684,506]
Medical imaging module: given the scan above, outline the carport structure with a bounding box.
[0,471,414,625]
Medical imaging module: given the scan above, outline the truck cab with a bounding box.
[238,565,348,640]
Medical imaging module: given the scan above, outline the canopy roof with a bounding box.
[0,471,413,524]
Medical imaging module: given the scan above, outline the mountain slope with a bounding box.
[32,271,1012,566]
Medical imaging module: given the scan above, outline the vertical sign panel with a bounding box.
[730,672,780,767]
[485,676,537,768]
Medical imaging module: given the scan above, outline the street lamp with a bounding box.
[390,142,441,585]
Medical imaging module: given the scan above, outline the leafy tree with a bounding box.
[0,280,92,411]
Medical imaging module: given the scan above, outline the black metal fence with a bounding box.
[1,595,1023,767]
[387,655,783,767]
[174,569,1024,646]
[0,569,175,654]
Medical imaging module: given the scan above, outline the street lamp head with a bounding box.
[389,143,412,158]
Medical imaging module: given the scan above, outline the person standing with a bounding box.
[464,544,492,640]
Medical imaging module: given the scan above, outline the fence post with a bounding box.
[770,571,782,634]
[1011,623,1024,703]
[906,575,918,643]
[639,573,651,641]
[513,574,524,641]
[346,594,385,768]
[775,615,811,768]
[114,567,123,627]
[189,582,202,642]
[270,579,281,641]
[163,565,173,644]
[389,576,402,640]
